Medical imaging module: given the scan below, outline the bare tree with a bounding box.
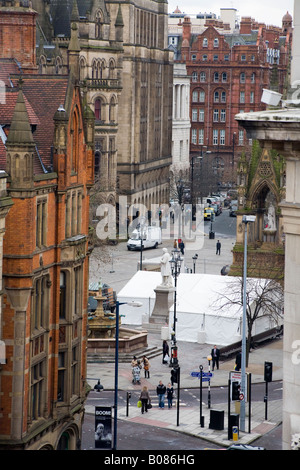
[215,274,283,365]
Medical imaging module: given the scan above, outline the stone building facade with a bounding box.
[33,0,173,217]
[0,1,94,450]
[236,2,300,450]
[170,63,190,193]
[168,10,292,189]
[230,143,285,279]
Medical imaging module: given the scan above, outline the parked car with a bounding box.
[211,201,222,215]
[229,200,238,217]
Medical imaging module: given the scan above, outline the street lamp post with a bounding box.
[169,248,183,362]
[240,215,256,432]
[207,354,212,409]
[113,300,142,450]
[169,248,183,427]
[192,254,198,273]
[139,216,146,271]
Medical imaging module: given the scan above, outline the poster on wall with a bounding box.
[95,406,112,449]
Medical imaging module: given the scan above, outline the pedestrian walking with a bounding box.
[142,355,150,378]
[211,345,220,371]
[235,351,241,371]
[216,239,221,255]
[179,240,185,255]
[156,380,166,408]
[162,340,169,364]
[139,386,151,414]
[166,383,174,409]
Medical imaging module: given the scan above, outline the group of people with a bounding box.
[130,352,175,413]
[156,381,174,409]
[131,355,150,384]
[138,381,174,413]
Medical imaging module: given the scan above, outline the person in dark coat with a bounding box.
[179,240,185,255]
[162,340,169,364]
[211,345,220,370]
[216,240,221,255]
[235,351,241,371]
[166,383,174,409]
[156,381,166,408]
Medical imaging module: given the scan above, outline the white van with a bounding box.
[127,226,162,250]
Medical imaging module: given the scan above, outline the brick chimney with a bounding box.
[0,2,37,72]
[240,17,252,34]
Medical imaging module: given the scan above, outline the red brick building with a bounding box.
[0,2,94,450]
[172,13,292,188]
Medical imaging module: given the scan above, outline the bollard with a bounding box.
[232,426,239,441]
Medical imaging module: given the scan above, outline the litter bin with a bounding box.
[209,409,224,430]
[228,413,239,439]
[209,231,215,239]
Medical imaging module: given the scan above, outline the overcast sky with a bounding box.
[167,1,295,27]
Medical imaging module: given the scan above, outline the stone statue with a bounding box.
[265,202,276,231]
[160,248,173,287]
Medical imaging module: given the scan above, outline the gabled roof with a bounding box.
[10,75,69,169]
[0,70,70,174]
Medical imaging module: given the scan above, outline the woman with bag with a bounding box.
[139,386,151,414]
[142,355,150,378]
[162,340,169,364]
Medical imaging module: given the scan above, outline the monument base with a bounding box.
[150,285,174,324]
[142,285,174,332]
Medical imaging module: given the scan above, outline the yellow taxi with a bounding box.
[204,207,214,221]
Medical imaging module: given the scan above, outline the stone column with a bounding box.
[5,288,31,441]
[280,153,300,449]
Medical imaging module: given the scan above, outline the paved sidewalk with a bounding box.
[87,225,283,448]
[86,335,283,448]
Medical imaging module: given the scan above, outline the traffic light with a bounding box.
[264,361,273,382]
[171,368,178,385]
[232,381,240,401]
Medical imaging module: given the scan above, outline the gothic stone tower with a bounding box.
[230,142,285,280]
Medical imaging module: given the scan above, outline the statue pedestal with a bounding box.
[149,285,174,325]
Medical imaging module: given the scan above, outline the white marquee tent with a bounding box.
[117,271,281,345]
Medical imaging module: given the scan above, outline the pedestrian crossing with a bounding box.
[117,389,203,408]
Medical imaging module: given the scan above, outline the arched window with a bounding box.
[95,151,101,176]
[109,96,116,122]
[109,59,115,79]
[55,57,62,75]
[94,98,102,121]
[192,71,198,82]
[200,72,206,82]
[203,37,208,47]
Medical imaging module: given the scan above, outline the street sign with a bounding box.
[190,371,213,379]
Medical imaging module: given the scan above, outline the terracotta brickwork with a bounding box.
[0,2,94,450]
[175,14,292,186]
